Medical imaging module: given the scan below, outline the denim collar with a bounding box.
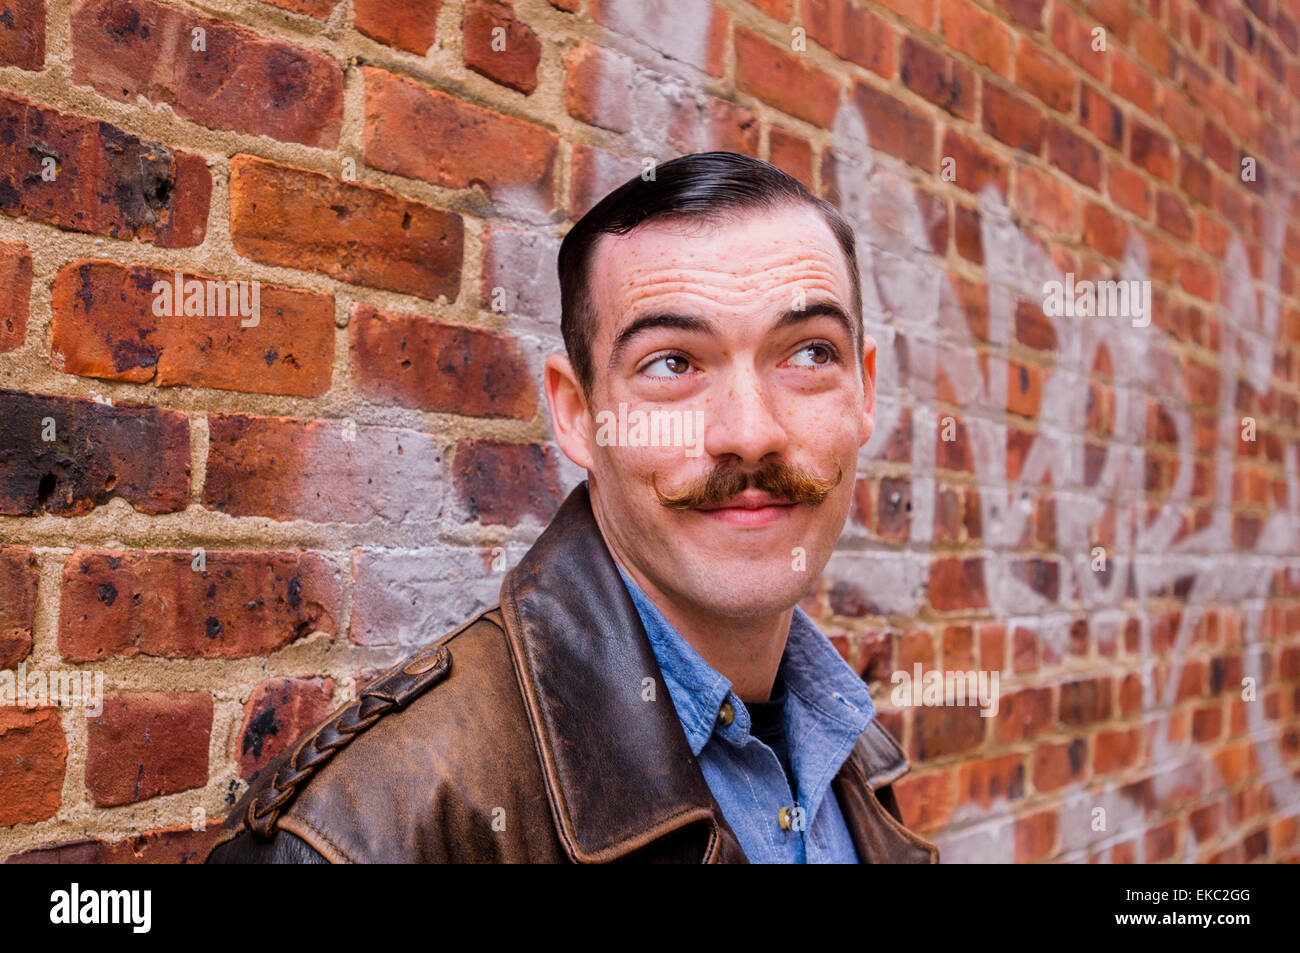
[615,565,876,764]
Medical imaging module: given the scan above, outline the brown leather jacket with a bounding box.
[204,484,939,864]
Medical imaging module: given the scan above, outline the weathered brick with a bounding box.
[942,128,1009,193]
[928,555,988,611]
[86,692,212,807]
[565,41,634,133]
[0,92,210,247]
[204,413,445,523]
[893,768,955,832]
[569,143,640,220]
[900,36,976,120]
[1093,726,1142,774]
[1080,84,1124,148]
[452,439,561,526]
[768,128,814,187]
[0,241,32,353]
[349,303,536,419]
[982,83,1044,153]
[734,26,841,129]
[355,0,439,53]
[0,707,66,825]
[956,753,1026,807]
[6,825,222,863]
[1015,808,1058,861]
[71,0,343,148]
[0,547,38,669]
[913,704,986,760]
[851,81,935,171]
[0,389,189,516]
[261,0,337,17]
[994,686,1053,742]
[804,0,895,78]
[237,677,336,778]
[363,68,558,215]
[0,0,42,69]
[463,0,541,94]
[229,154,463,301]
[50,261,334,397]
[588,0,726,77]
[59,550,341,662]
[1033,738,1087,791]
[942,0,1014,76]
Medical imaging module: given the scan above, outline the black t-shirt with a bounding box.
[745,670,797,797]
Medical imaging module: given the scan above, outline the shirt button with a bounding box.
[716,701,735,727]
[778,807,793,831]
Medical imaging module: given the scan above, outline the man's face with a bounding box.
[549,202,876,622]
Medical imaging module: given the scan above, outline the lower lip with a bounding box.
[696,504,796,527]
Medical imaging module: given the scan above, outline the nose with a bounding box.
[700,365,790,465]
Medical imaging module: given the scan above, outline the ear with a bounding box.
[859,332,877,447]
[545,353,596,470]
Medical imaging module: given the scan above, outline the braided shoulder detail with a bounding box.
[246,642,452,840]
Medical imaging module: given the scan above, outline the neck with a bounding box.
[592,501,791,704]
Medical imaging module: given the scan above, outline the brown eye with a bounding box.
[666,355,689,374]
[791,344,833,366]
[644,354,691,376]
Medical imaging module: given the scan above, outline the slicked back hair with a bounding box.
[557,151,863,400]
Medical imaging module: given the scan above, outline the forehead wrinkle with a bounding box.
[613,263,847,311]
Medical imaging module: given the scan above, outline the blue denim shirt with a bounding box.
[617,566,874,863]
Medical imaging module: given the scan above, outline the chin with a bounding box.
[679,566,814,620]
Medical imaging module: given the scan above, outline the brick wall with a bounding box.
[0,0,1296,863]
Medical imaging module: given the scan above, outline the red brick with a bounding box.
[1047,122,1102,188]
[565,41,633,133]
[851,81,935,171]
[734,26,841,129]
[1080,84,1124,148]
[982,83,1044,153]
[237,677,336,778]
[1059,677,1112,725]
[669,96,760,157]
[363,67,558,214]
[453,439,562,527]
[569,143,641,220]
[6,824,223,863]
[204,413,445,523]
[261,0,337,17]
[0,389,189,516]
[1016,41,1074,111]
[994,686,1053,742]
[768,128,813,188]
[1156,190,1194,240]
[804,0,895,78]
[58,550,341,662]
[996,0,1044,29]
[925,551,982,608]
[0,91,209,247]
[0,707,66,825]
[463,0,541,94]
[1033,738,1087,791]
[229,154,464,302]
[893,768,955,832]
[743,0,793,20]
[875,0,936,30]
[0,0,43,69]
[71,0,343,148]
[912,705,986,759]
[1051,3,1106,81]
[50,261,334,397]
[1093,726,1142,774]
[1014,164,1077,235]
[1084,202,1129,259]
[954,204,983,263]
[86,692,212,807]
[349,302,537,419]
[0,241,32,353]
[1015,808,1059,861]
[942,0,1013,76]
[0,546,38,669]
[956,753,1026,807]
[1110,50,1156,116]
[1130,122,1175,181]
[900,37,976,120]
[1108,161,1151,217]
[354,0,440,53]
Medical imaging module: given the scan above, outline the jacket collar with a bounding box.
[498,483,915,863]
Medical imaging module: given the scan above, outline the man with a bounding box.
[205,151,938,864]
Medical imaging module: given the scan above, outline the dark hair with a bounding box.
[557,151,863,399]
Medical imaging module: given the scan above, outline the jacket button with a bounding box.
[716,702,735,727]
[778,807,792,831]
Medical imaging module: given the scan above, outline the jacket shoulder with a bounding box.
[205,608,540,863]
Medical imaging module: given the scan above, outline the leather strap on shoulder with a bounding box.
[244,641,452,840]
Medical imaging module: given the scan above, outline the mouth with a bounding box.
[694,491,799,527]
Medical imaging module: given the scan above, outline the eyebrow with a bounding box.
[608,300,858,368]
